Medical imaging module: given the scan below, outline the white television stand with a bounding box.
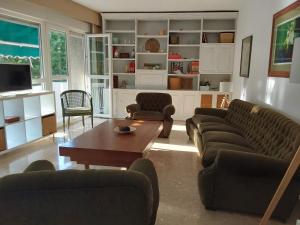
[0,91,56,154]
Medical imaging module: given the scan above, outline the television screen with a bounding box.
[0,64,32,92]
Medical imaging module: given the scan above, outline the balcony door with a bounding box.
[86,34,112,118]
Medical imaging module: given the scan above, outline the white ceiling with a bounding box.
[73,0,240,12]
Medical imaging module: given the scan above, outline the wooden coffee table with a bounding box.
[59,119,163,169]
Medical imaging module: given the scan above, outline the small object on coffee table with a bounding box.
[114,126,136,134]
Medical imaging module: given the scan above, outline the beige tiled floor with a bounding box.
[0,118,299,225]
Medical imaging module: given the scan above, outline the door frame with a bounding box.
[85,33,113,118]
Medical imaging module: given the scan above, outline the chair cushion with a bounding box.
[198,122,242,135]
[133,111,164,121]
[202,142,254,167]
[192,114,227,127]
[202,131,251,148]
[65,107,92,114]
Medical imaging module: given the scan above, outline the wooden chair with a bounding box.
[60,90,93,131]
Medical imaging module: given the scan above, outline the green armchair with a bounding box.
[60,90,93,131]
[0,159,159,225]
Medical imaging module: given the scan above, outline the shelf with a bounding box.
[113,73,135,76]
[25,117,42,142]
[113,58,135,61]
[168,58,199,62]
[168,74,199,78]
[203,30,236,33]
[106,30,135,33]
[201,43,235,46]
[137,35,168,38]
[90,51,104,54]
[111,44,135,47]
[5,121,26,149]
[169,30,201,33]
[169,44,200,47]
[136,52,167,55]
[136,69,167,73]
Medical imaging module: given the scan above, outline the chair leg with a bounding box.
[91,115,94,128]
[82,116,85,127]
[63,116,65,132]
[68,116,70,129]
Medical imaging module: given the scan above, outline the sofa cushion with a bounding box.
[198,122,242,135]
[202,142,254,167]
[192,114,227,127]
[133,111,164,121]
[202,131,251,148]
[65,107,92,114]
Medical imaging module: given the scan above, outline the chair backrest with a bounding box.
[136,92,172,112]
[225,99,256,132]
[0,169,153,225]
[60,90,92,109]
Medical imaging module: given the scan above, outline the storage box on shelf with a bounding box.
[42,114,57,136]
[0,91,56,154]
[0,128,5,151]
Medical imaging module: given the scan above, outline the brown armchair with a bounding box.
[126,93,175,138]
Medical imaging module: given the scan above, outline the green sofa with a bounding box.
[0,159,159,225]
[186,99,300,220]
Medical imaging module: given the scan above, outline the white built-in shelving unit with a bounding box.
[103,12,237,91]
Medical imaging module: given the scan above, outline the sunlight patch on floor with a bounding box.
[171,124,186,132]
[151,142,198,153]
[54,132,68,138]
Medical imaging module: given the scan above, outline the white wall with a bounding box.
[0,0,89,33]
[232,0,300,123]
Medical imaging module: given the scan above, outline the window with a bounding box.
[49,30,68,76]
[0,18,42,81]
[49,29,69,122]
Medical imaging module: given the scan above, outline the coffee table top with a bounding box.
[59,119,163,153]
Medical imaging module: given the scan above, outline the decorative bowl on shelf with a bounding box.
[145,38,160,52]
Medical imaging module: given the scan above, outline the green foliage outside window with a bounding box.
[50,31,68,76]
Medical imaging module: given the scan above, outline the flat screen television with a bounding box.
[0,64,32,92]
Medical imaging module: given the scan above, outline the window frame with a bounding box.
[0,15,45,85]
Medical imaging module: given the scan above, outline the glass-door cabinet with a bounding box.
[86,34,112,117]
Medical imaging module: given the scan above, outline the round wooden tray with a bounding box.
[145,38,160,52]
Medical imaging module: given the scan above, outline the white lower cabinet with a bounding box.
[113,89,232,120]
[135,70,168,90]
[200,44,235,74]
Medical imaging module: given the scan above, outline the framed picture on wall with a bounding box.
[240,35,253,78]
[268,0,300,78]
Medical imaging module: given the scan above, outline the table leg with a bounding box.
[85,164,90,169]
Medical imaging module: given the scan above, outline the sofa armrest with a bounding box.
[129,159,159,225]
[194,108,227,118]
[126,104,140,118]
[213,150,299,178]
[163,104,175,118]
[24,160,56,173]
